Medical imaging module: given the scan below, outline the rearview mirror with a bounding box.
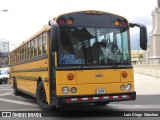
[140,26,147,50]
[129,23,148,50]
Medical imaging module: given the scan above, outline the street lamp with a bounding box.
[0,9,8,12]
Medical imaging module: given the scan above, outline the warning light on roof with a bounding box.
[114,20,120,26]
[121,21,127,26]
[114,19,127,27]
[67,18,74,25]
[58,18,65,25]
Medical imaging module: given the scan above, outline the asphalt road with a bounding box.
[0,73,160,120]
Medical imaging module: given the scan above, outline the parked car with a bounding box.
[0,67,9,84]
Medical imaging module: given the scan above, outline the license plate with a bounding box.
[96,88,105,94]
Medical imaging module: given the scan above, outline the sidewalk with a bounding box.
[134,73,160,95]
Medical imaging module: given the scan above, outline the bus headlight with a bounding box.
[71,87,77,93]
[120,85,125,91]
[62,87,69,94]
[125,84,132,91]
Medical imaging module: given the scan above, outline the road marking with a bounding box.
[0,87,12,89]
[10,94,36,101]
[0,89,13,91]
[0,86,13,89]
[0,109,41,111]
[0,85,11,87]
[108,104,160,109]
[137,93,160,95]
[0,91,12,96]
[0,98,38,107]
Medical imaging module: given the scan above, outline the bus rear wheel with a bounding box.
[36,82,53,111]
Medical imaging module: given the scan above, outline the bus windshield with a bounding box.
[58,26,131,66]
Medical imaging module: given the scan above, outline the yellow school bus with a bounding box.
[9,10,147,110]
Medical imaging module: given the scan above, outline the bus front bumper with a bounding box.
[56,92,136,105]
[0,78,8,83]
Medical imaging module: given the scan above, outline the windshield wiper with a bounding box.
[79,51,95,70]
[108,59,118,69]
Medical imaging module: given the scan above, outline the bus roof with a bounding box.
[55,10,129,27]
[55,10,128,21]
[10,10,128,53]
[10,25,51,53]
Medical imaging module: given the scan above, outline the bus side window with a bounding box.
[38,34,42,56]
[22,46,24,61]
[11,53,13,64]
[12,51,14,64]
[31,40,34,58]
[19,48,21,62]
[25,44,28,60]
[28,42,31,59]
[34,38,38,57]
[14,50,17,63]
[42,32,47,54]
[17,49,19,62]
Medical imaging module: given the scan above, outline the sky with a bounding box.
[0,0,157,50]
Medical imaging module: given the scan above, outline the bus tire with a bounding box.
[36,82,53,111]
[94,101,110,106]
[5,79,8,84]
[13,80,21,95]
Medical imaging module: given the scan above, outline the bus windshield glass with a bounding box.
[58,26,131,66]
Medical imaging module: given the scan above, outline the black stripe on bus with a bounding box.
[11,67,48,73]
[15,76,37,81]
[55,65,133,70]
[10,54,48,67]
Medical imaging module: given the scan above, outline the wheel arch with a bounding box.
[13,76,16,88]
[37,76,43,86]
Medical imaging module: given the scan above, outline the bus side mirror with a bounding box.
[129,23,148,50]
[140,26,147,50]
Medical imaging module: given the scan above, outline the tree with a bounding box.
[139,53,143,60]
[139,53,144,64]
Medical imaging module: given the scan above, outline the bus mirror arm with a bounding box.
[48,20,60,52]
[48,20,57,27]
[129,23,148,50]
[129,23,144,28]
[48,20,60,103]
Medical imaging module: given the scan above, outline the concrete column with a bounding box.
[149,1,160,62]
[157,0,160,8]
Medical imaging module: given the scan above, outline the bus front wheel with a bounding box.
[36,82,53,111]
[13,80,21,95]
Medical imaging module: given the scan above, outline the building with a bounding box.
[145,0,160,64]
[0,41,9,68]
[131,50,144,65]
